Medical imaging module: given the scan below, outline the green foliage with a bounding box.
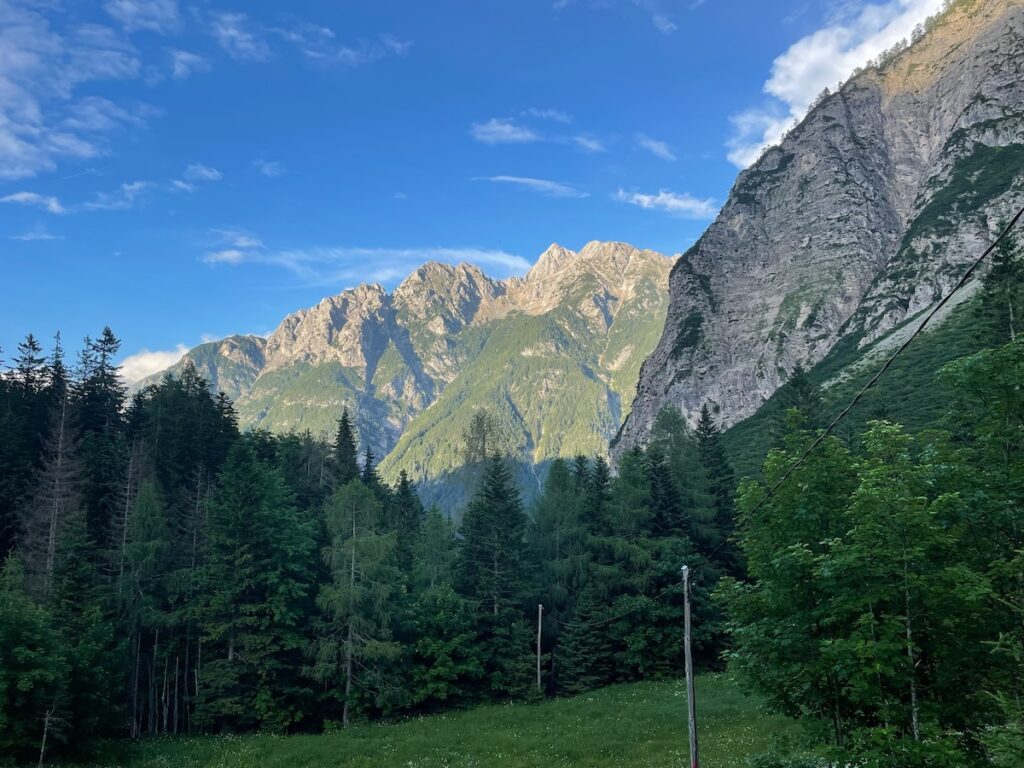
[196,440,317,733]
[0,556,70,762]
[312,480,402,724]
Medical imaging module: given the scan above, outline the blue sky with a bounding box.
[0,0,944,380]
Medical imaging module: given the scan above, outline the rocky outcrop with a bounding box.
[615,0,1024,457]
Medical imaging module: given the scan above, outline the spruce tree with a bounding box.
[390,470,424,574]
[332,409,360,488]
[456,456,533,699]
[196,441,316,732]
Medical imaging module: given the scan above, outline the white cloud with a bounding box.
[636,133,676,161]
[615,188,717,218]
[202,242,532,282]
[203,249,246,265]
[170,179,194,192]
[573,134,607,153]
[210,227,264,250]
[103,0,180,34]
[211,12,272,61]
[524,107,571,123]
[81,180,152,210]
[475,175,589,199]
[253,159,286,177]
[119,343,189,384]
[10,225,63,241]
[184,162,222,181]
[650,13,677,33]
[299,33,412,67]
[727,0,945,167]
[0,191,66,214]
[170,49,208,79]
[0,3,148,179]
[469,118,540,145]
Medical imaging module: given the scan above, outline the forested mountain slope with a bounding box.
[616,0,1024,457]
[142,242,672,481]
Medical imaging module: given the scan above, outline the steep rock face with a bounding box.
[152,242,673,476]
[615,0,1024,457]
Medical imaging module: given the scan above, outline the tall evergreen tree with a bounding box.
[332,409,360,488]
[196,441,316,733]
[312,480,401,726]
[456,457,533,698]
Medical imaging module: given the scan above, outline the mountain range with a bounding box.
[141,242,673,486]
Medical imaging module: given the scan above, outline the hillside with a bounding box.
[616,0,1024,456]
[79,676,805,768]
[142,242,673,484]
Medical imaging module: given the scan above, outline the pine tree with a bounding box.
[332,409,360,488]
[695,403,738,569]
[312,480,401,726]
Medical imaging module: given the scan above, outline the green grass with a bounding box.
[79,675,804,768]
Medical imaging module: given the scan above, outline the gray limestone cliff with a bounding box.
[615,0,1024,457]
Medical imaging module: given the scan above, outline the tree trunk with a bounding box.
[131,632,141,739]
[904,564,921,742]
[38,708,52,768]
[43,396,68,600]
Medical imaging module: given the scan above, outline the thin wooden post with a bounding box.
[682,565,698,768]
[536,604,544,692]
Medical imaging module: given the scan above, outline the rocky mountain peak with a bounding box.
[614,0,1024,459]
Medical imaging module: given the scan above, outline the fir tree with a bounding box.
[390,470,424,574]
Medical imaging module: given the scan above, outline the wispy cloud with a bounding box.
[253,159,286,177]
[475,175,589,199]
[103,0,180,34]
[554,0,683,34]
[184,163,222,181]
[170,49,209,79]
[0,4,149,179]
[523,107,572,124]
[635,133,676,161]
[615,188,717,218]
[573,135,607,153]
[10,225,64,242]
[469,118,541,145]
[211,12,272,61]
[119,343,189,384]
[0,191,66,214]
[203,249,246,265]
[81,180,152,211]
[726,0,944,167]
[298,32,412,67]
[200,232,532,284]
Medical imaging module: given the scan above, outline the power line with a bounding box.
[738,204,1024,524]
[556,203,1024,629]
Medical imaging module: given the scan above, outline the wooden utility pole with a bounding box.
[536,604,544,692]
[682,565,698,768]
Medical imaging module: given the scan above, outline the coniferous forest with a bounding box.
[1,232,1022,767]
